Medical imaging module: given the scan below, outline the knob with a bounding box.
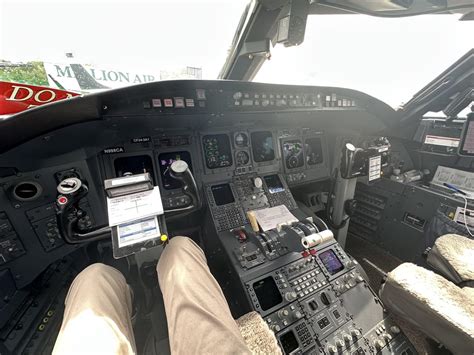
[350,328,361,337]
[284,291,297,302]
[390,325,400,334]
[295,311,302,319]
[271,324,281,332]
[327,345,337,354]
[335,338,344,347]
[374,340,385,349]
[170,160,188,174]
[277,309,289,319]
[383,333,392,341]
[253,177,263,189]
[343,334,351,342]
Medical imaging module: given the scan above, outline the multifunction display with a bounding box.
[202,134,233,169]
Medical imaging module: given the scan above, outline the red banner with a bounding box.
[0,81,80,116]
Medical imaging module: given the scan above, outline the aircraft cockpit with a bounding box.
[1,1,473,354]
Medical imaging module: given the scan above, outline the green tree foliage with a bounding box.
[0,61,49,86]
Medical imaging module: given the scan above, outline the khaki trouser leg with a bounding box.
[157,236,250,355]
[53,263,136,355]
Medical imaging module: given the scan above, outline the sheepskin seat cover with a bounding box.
[236,311,282,355]
[428,233,474,283]
[381,262,474,354]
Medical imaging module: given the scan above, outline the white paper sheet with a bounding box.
[107,186,164,226]
[252,205,298,232]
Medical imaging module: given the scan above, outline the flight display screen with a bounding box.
[459,116,474,156]
[211,184,235,206]
[251,131,275,162]
[318,249,344,275]
[279,331,299,354]
[202,134,233,169]
[253,276,282,311]
[264,174,285,194]
[305,137,324,165]
[158,151,193,190]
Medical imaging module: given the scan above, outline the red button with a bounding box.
[58,196,68,205]
[309,249,317,255]
[301,250,310,258]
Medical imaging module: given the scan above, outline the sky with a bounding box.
[1,0,473,108]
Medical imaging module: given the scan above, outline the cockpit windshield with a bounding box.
[255,14,473,109]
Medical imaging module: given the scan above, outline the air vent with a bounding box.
[12,181,42,201]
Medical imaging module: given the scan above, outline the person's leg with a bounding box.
[53,263,136,355]
[157,237,250,355]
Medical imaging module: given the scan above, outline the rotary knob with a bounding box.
[295,311,302,319]
[335,338,344,348]
[374,339,385,349]
[390,325,400,334]
[277,309,289,319]
[253,177,263,189]
[327,345,337,354]
[350,328,361,337]
[284,291,297,302]
[343,333,352,342]
[271,324,281,332]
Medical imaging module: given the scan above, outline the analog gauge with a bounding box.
[234,132,249,148]
[235,150,250,166]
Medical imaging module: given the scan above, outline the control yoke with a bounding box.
[55,161,201,244]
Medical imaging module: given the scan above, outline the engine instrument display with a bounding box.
[305,137,324,165]
[251,131,275,163]
[211,184,235,206]
[318,249,344,275]
[158,151,193,190]
[282,140,304,169]
[202,134,233,169]
[264,174,285,194]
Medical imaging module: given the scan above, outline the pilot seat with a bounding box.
[380,234,474,354]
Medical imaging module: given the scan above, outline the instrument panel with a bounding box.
[0,79,391,292]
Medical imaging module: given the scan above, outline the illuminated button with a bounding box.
[164,99,173,107]
[57,196,68,205]
[196,89,206,100]
[174,97,185,108]
[152,99,162,107]
[185,98,195,107]
[160,235,168,243]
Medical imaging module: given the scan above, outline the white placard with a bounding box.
[431,166,474,193]
[252,205,298,232]
[368,155,381,182]
[117,216,160,247]
[424,135,460,147]
[107,186,164,226]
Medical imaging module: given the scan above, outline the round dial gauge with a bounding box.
[234,132,248,148]
[235,150,250,166]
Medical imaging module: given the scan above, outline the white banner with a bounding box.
[43,62,201,93]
